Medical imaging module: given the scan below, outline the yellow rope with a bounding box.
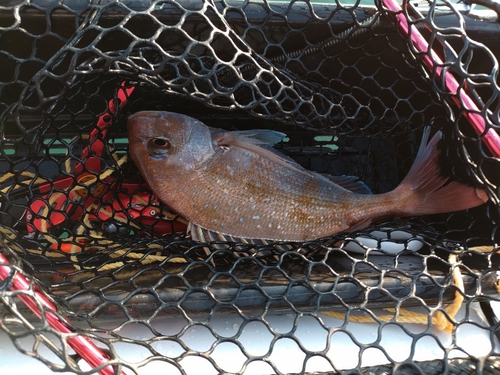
[431,254,464,333]
[0,225,17,240]
[0,148,189,268]
[323,307,431,325]
[68,153,128,197]
[458,245,500,293]
[0,171,49,194]
[98,251,186,272]
[322,253,465,333]
[64,157,72,173]
[468,245,499,253]
[70,246,187,272]
[0,172,15,184]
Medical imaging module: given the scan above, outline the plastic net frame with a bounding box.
[0,0,499,374]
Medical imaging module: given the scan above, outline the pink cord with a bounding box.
[382,0,500,157]
[0,251,122,375]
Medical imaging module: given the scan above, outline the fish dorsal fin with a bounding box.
[212,130,311,176]
[321,175,372,194]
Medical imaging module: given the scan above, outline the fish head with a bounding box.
[127,111,215,176]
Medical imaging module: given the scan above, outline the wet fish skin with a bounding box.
[127,111,488,242]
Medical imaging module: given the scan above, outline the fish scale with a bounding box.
[127,111,488,244]
[193,146,357,240]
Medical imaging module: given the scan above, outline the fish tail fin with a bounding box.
[391,128,488,216]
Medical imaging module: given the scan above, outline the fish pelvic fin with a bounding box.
[391,128,488,216]
[187,222,292,256]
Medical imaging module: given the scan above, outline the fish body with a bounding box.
[127,111,488,242]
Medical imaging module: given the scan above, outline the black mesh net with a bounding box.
[1,0,500,373]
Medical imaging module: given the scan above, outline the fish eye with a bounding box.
[147,137,171,155]
[150,138,170,148]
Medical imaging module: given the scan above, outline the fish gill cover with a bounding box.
[0,0,499,374]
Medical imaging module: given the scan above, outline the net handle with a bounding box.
[0,249,123,375]
[383,0,500,158]
[78,82,136,173]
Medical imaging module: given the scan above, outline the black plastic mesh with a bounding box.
[1,0,500,374]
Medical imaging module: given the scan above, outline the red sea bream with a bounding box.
[127,111,488,243]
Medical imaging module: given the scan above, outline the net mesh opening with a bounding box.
[0,0,500,374]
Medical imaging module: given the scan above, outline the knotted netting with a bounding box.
[0,0,500,373]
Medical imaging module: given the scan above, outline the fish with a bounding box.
[127,111,489,244]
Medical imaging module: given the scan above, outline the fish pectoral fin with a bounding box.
[226,129,286,146]
[211,131,312,176]
[320,174,372,194]
[212,129,286,147]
